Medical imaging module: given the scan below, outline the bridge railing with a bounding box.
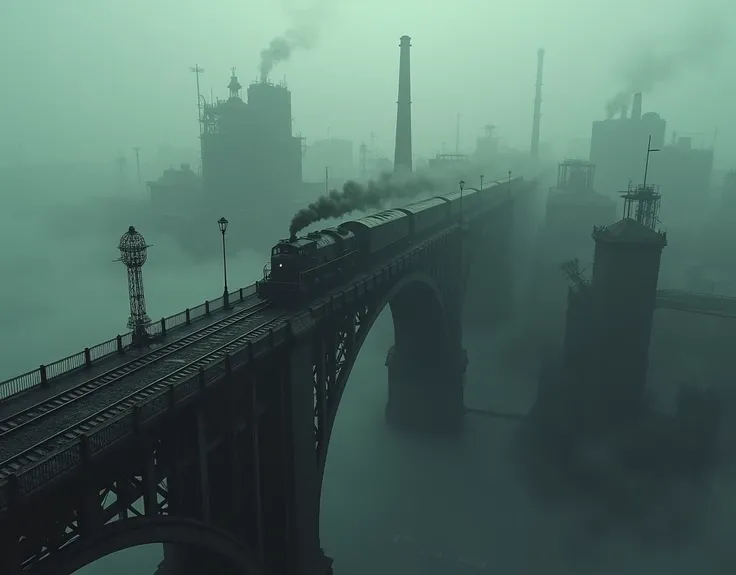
[0,309,295,513]
[0,287,250,402]
[0,224,455,511]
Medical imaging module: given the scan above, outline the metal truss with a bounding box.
[10,446,169,573]
[312,301,376,466]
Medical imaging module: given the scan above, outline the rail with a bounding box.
[0,228,452,512]
[0,286,254,402]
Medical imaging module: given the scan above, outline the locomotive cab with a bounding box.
[269,241,303,282]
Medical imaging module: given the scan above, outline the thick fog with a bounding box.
[2,0,736,574]
[1,0,736,165]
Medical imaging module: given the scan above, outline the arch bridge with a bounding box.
[0,178,536,575]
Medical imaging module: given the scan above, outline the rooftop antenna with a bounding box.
[455,113,461,153]
[620,135,662,229]
[642,134,659,190]
[190,65,205,133]
[132,146,142,191]
[115,226,152,348]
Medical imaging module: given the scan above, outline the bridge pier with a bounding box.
[384,344,467,431]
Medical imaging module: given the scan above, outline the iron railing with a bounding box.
[0,286,254,402]
[0,242,432,513]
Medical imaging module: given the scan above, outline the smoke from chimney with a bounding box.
[530,48,545,159]
[258,1,331,81]
[630,92,643,121]
[289,173,435,237]
[393,35,413,173]
[603,14,726,117]
[259,25,317,81]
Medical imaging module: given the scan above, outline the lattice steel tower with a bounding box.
[117,226,152,347]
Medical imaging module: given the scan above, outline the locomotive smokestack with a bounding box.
[631,92,643,121]
[394,35,413,173]
[530,48,545,159]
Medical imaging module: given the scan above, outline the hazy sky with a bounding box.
[1,0,735,166]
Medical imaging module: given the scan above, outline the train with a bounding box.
[256,178,522,306]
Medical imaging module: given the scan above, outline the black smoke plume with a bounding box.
[258,1,331,81]
[259,24,317,81]
[604,15,727,118]
[289,173,436,237]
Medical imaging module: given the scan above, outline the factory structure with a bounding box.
[200,71,303,213]
[529,159,617,349]
[589,92,714,227]
[147,69,305,256]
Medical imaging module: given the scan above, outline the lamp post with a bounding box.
[459,180,465,224]
[479,174,484,207]
[218,217,230,309]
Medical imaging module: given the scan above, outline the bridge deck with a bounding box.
[656,289,736,318]
[0,285,275,467]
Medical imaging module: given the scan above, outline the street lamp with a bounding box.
[459,180,465,225]
[218,217,230,309]
[479,174,484,207]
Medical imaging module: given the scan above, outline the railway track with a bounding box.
[0,310,287,479]
[0,299,271,441]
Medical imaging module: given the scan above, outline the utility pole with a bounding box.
[325,166,329,194]
[190,65,205,133]
[133,146,142,191]
[190,65,205,175]
[455,113,461,154]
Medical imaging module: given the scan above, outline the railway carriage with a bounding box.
[258,178,526,307]
[396,197,452,236]
[338,209,412,254]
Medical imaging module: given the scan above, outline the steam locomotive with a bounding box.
[256,179,521,305]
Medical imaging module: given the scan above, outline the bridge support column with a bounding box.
[259,339,323,575]
[384,344,467,431]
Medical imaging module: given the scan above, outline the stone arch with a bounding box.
[28,516,266,575]
[315,272,448,511]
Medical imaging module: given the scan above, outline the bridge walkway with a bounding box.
[0,285,280,471]
[656,289,736,318]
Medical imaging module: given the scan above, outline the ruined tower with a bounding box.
[589,186,667,419]
[530,48,545,159]
[394,35,413,173]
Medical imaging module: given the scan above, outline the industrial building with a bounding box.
[543,160,617,264]
[147,69,306,257]
[649,135,714,227]
[589,92,714,229]
[528,160,616,350]
[473,126,500,165]
[147,163,202,231]
[589,93,665,196]
[200,70,303,212]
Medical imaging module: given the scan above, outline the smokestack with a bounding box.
[631,92,643,121]
[530,48,545,159]
[394,35,413,173]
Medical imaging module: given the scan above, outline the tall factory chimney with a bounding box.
[631,92,643,121]
[530,48,545,159]
[394,35,413,173]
